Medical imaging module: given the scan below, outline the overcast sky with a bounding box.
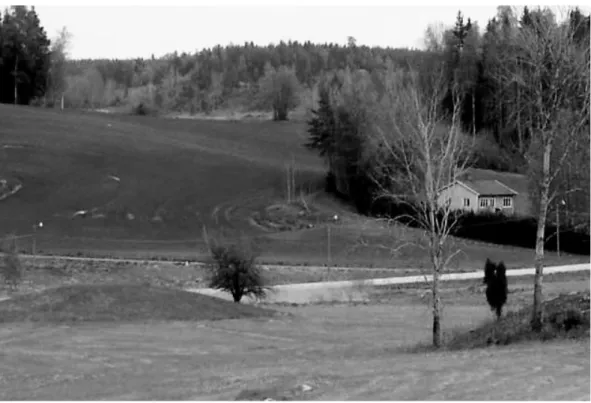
[17,2,589,60]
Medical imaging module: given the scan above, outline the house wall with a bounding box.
[437,184,517,215]
[477,196,515,215]
[437,184,478,213]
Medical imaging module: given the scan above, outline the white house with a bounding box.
[437,179,519,215]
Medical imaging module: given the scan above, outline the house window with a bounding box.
[502,197,512,208]
[479,197,494,208]
[463,198,470,207]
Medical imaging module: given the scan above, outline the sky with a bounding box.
[4,1,588,60]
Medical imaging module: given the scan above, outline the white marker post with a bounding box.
[327,214,339,270]
[32,221,43,255]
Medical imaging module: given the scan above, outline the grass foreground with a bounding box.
[0,274,588,400]
[0,305,588,399]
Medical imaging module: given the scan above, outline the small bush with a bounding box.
[205,232,268,303]
[547,308,586,332]
[483,258,508,319]
[132,102,151,116]
[1,239,22,291]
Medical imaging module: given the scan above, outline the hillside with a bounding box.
[0,105,586,268]
[0,104,323,241]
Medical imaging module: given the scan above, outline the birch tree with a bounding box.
[366,65,472,347]
[47,26,72,108]
[498,7,590,330]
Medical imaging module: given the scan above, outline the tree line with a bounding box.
[306,6,590,230]
[0,6,72,107]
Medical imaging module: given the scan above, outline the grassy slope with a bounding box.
[0,104,322,240]
[0,105,587,268]
[0,284,275,323]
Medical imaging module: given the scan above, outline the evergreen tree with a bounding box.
[0,6,51,105]
[305,84,336,157]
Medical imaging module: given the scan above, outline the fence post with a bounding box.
[327,224,331,268]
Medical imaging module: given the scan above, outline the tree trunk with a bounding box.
[517,83,523,154]
[276,107,288,121]
[14,55,19,105]
[532,142,552,331]
[432,265,442,348]
[472,89,476,136]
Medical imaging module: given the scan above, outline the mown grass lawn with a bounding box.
[0,277,588,400]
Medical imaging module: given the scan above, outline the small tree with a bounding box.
[46,26,72,108]
[205,233,267,303]
[258,63,300,121]
[483,258,508,320]
[366,65,472,348]
[1,237,22,292]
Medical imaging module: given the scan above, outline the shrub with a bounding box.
[547,307,586,332]
[444,292,590,350]
[132,102,151,116]
[205,233,268,303]
[483,258,508,319]
[1,238,22,292]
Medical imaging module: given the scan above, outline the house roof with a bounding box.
[459,179,519,196]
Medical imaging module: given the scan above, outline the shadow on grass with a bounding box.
[403,291,590,354]
[0,284,277,324]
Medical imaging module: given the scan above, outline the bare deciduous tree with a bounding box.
[364,65,472,347]
[47,26,72,109]
[498,7,590,330]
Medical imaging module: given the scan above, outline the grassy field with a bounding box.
[2,255,588,303]
[0,284,276,323]
[0,277,588,400]
[0,104,322,238]
[0,104,587,269]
